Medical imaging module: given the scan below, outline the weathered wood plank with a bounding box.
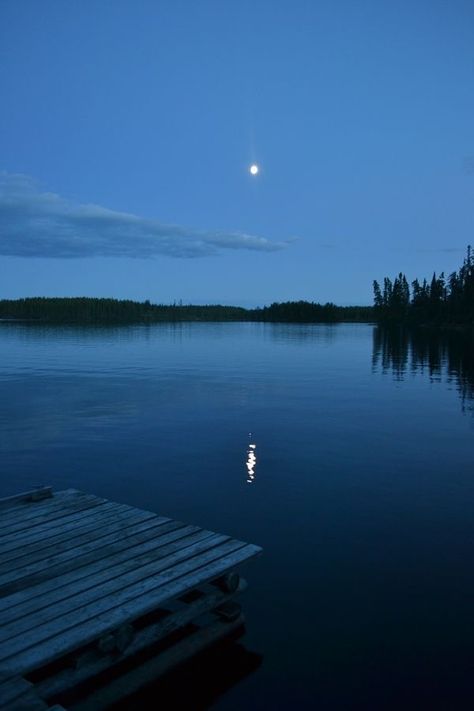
[0,518,180,614]
[0,506,155,573]
[0,501,71,535]
[4,524,203,622]
[0,503,139,565]
[0,495,107,540]
[0,674,35,705]
[1,526,211,638]
[0,672,49,710]
[1,542,261,673]
[0,501,132,554]
[70,615,245,711]
[0,488,262,711]
[0,490,92,530]
[0,532,228,648]
[0,517,179,597]
[36,579,247,699]
[4,692,49,711]
[0,496,105,537]
[0,486,52,509]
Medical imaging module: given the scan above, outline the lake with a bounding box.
[1,322,473,709]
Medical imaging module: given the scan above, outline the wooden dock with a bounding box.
[0,487,262,710]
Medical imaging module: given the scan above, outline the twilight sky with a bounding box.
[1,0,473,306]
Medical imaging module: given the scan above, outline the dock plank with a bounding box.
[35,579,248,699]
[0,502,133,554]
[71,615,245,711]
[1,533,228,648]
[0,503,139,565]
[5,694,48,710]
[0,673,49,710]
[0,486,262,706]
[0,517,179,597]
[0,505,155,573]
[0,486,52,509]
[0,518,184,614]
[1,526,210,638]
[0,490,102,533]
[3,524,204,620]
[0,495,106,542]
[0,542,261,673]
[0,497,59,529]
[0,674,35,705]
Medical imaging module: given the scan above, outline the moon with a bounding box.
[249,164,259,176]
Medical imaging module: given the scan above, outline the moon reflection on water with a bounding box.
[246,437,257,484]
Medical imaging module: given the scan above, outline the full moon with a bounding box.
[249,164,259,175]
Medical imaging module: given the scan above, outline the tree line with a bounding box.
[373,246,474,324]
[2,247,472,326]
[252,301,372,323]
[0,297,373,324]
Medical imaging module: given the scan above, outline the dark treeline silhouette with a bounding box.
[373,246,474,325]
[373,325,474,412]
[0,297,373,324]
[254,301,372,322]
[0,297,248,323]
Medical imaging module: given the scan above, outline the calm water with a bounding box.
[1,322,473,709]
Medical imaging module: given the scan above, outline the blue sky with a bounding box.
[1,0,473,306]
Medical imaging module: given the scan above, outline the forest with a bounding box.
[373,246,474,325]
[0,297,373,324]
[1,248,472,326]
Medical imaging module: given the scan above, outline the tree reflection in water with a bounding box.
[372,326,474,412]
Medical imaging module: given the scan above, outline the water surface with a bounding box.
[1,322,473,709]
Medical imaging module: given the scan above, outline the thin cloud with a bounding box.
[0,172,286,259]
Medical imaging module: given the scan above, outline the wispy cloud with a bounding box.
[0,172,287,259]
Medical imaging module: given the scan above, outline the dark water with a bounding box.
[1,322,473,709]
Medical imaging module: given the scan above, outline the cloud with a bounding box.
[0,172,287,259]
